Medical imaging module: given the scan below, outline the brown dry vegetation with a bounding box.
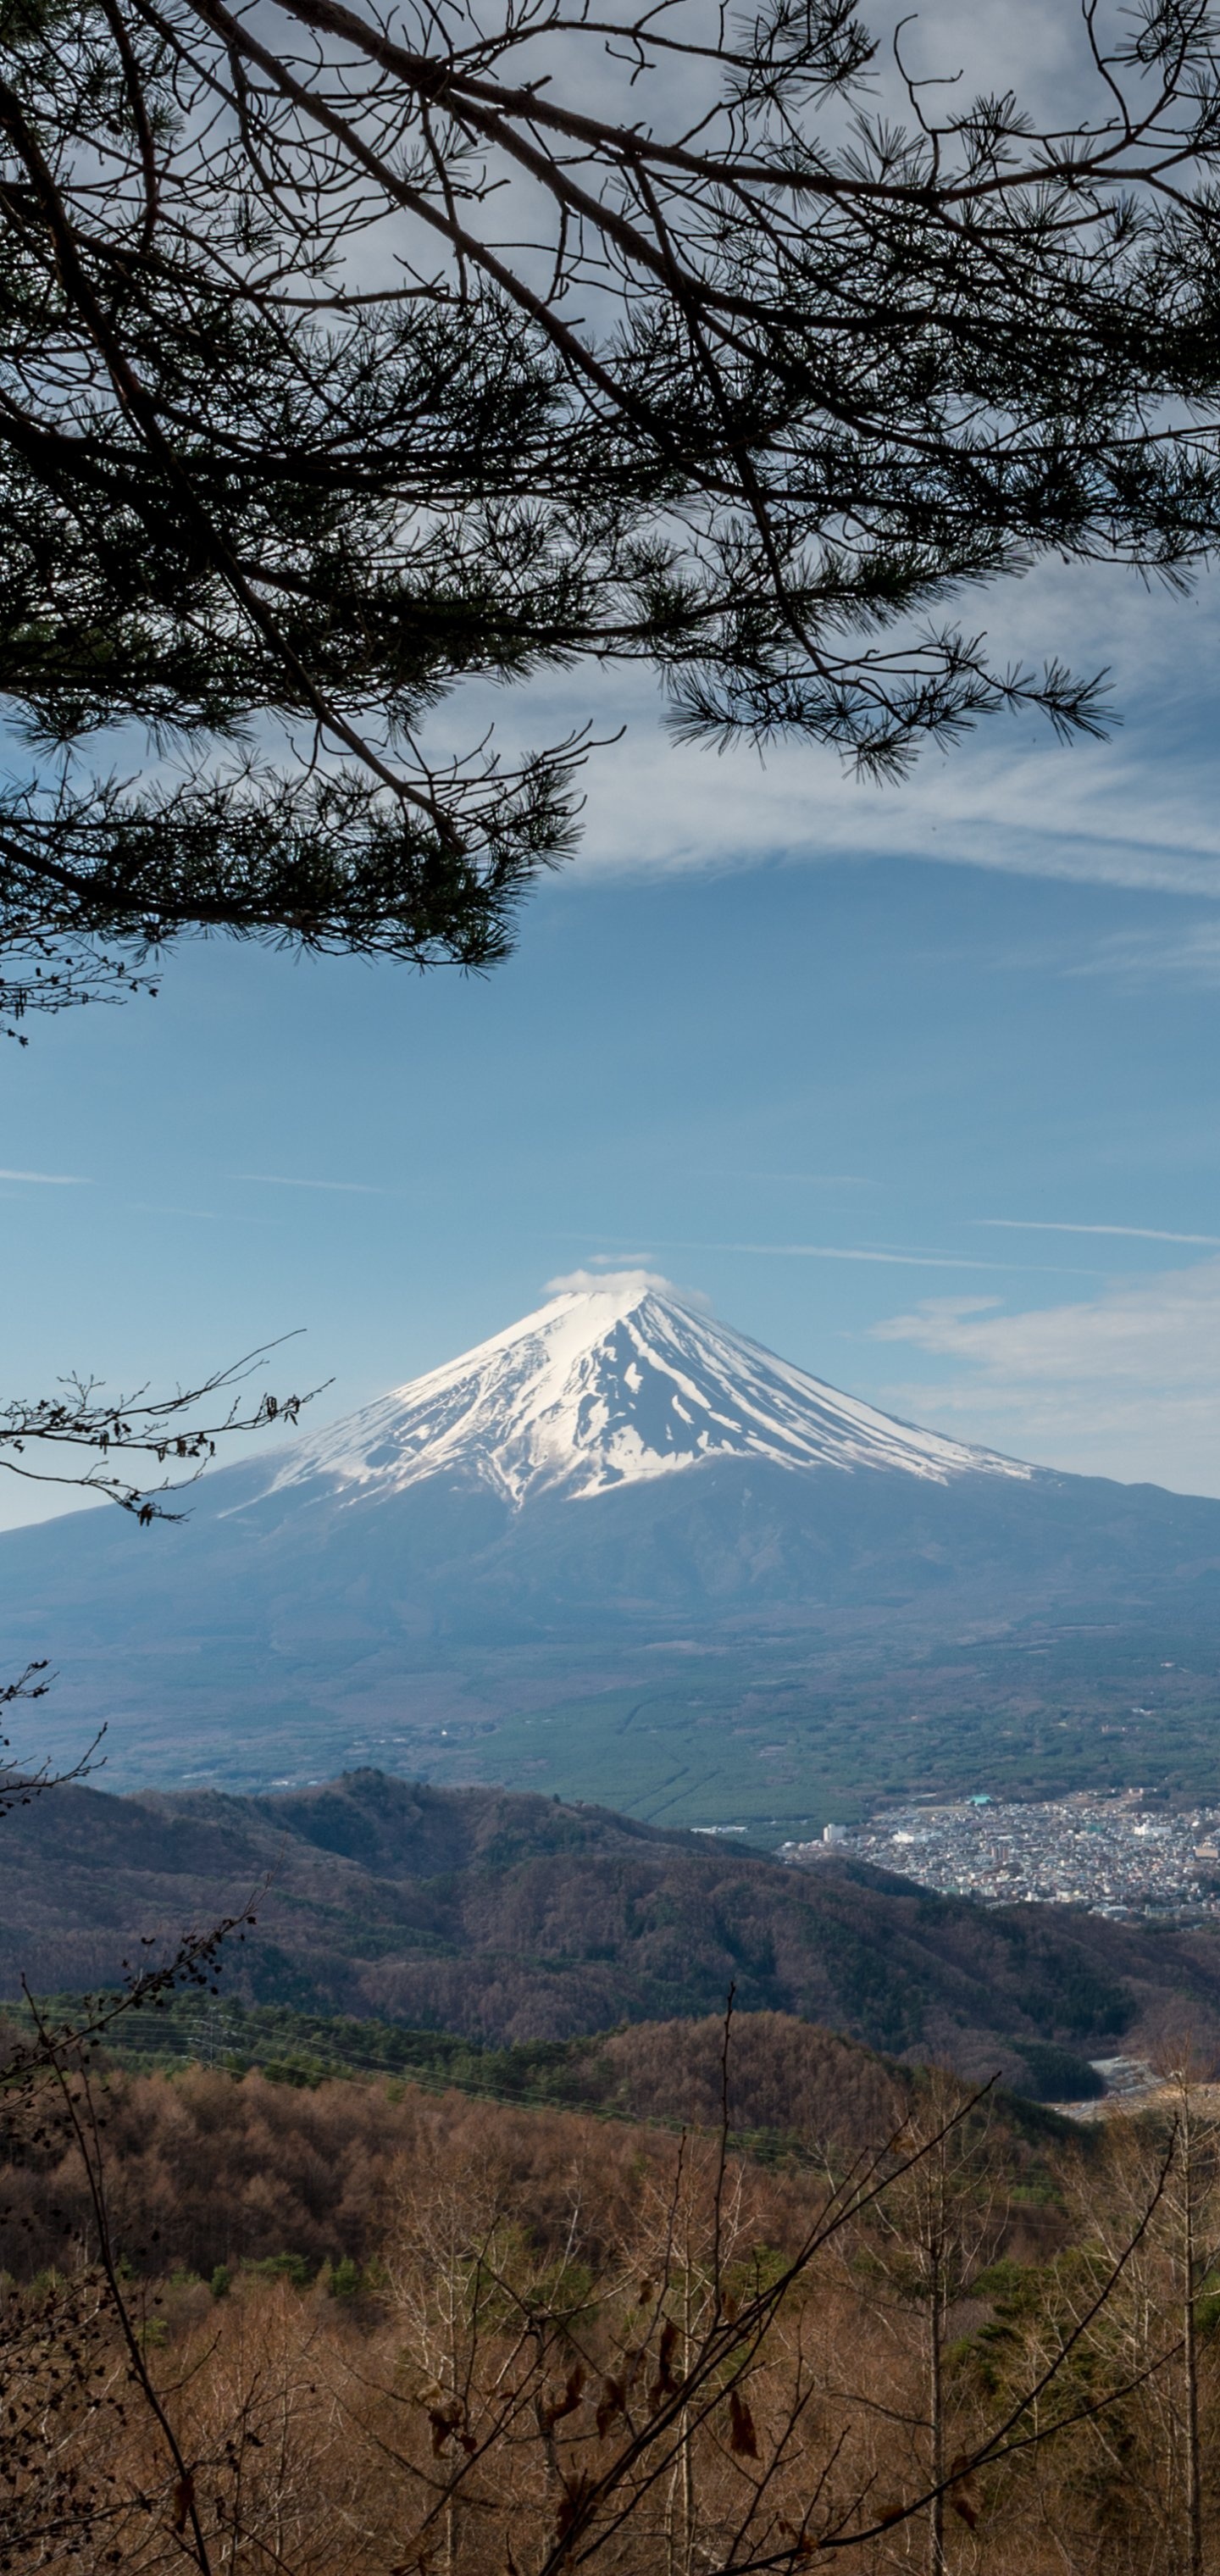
[0,2013,1068,2285]
[5,2028,1220,2575]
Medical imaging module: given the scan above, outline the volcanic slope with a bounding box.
[252,1272,1032,1502]
[3,1274,1220,1797]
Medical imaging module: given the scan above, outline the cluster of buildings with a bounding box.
[779,1792,1220,1918]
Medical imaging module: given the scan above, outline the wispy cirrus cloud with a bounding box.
[973,1219,1220,1248]
[592,1236,1106,1275]
[0,1167,91,1185]
[1073,922,1220,986]
[566,708,1220,900]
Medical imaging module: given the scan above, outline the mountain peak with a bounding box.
[251,1275,1033,1512]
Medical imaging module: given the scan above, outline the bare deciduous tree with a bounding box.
[0,1336,319,1518]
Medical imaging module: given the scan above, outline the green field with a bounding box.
[402,1624,1220,1835]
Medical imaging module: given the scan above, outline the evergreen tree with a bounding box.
[4,0,1220,1021]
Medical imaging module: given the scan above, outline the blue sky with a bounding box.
[9,3,1220,1527]
[7,403,1220,1530]
[6,540,1220,1527]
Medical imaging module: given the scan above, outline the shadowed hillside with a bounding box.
[6,1769,1220,2086]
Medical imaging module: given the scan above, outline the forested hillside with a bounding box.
[5,1770,1220,2088]
[2,2017,1216,2576]
[0,2011,970,2280]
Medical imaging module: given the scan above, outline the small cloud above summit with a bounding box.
[544,1267,713,1312]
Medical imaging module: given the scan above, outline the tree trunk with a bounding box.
[928,2242,946,2576]
[1181,2100,1203,2576]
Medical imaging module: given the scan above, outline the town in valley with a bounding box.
[779,1790,1220,1918]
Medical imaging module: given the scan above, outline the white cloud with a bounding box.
[456,515,1220,901]
[870,1259,1220,1493]
[0,1168,91,1185]
[543,1267,712,1310]
[570,712,1220,900]
[395,373,1220,900]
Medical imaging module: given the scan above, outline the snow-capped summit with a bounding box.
[253,1269,1033,1511]
[7,1269,1220,1797]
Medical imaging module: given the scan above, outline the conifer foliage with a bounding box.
[3,0,1220,1019]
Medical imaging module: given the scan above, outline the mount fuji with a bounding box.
[3,1273,1220,1806]
[253,1273,1034,1508]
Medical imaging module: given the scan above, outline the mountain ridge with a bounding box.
[6,1768,1220,2095]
